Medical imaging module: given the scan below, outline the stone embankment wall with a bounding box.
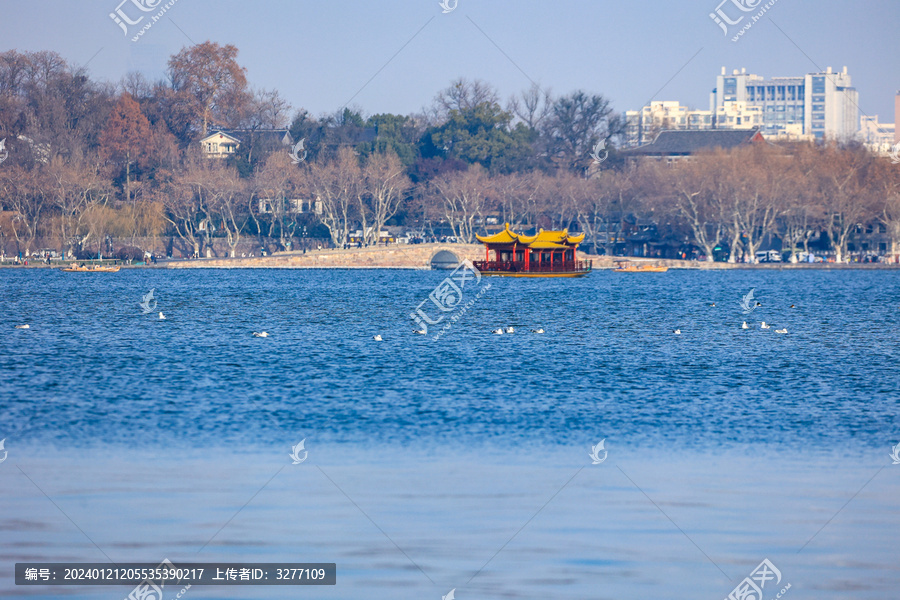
[166,246,895,270]
[167,244,485,269]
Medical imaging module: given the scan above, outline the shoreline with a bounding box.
[2,243,898,271]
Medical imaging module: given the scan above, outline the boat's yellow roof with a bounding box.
[476,223,584,246]
[528,241,572,250]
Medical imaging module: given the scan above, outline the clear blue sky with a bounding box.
[2,0,898,124]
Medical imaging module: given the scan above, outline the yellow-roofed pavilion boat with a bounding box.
[473,223,592,277]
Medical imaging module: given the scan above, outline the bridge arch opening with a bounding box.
[430,250,459,270]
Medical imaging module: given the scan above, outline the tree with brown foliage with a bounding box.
[99,93,150,202]
[167,42,249,137]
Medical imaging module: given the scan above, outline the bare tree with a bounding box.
[508,83,553,130]
[430,78,499,122]
[668,158,723,261]
[429,166,490,243]
[0,165,46,257]
[575,169,636,255]
[166,154,210,257]
[542,91,623,173]
[365,151,410,244]
[253,152,304,251]
[812,145,876,262]
[877,160,900,263]
[491,171,546,230]
[202,162,247,257]
[46,157,111,256]
[300,148,361,248]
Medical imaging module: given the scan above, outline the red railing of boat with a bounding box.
[472,260,592,274]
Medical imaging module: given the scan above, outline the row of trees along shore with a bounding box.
[1,43,899,262]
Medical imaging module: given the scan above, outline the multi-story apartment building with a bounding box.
[859,116,896,155]
[624,100,764,148]
[709,66,859,141]
[714,101,764,130]
[624,101,713,147]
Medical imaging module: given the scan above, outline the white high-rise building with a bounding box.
[710,66,859,141]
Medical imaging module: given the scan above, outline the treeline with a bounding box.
[0,42,898,261]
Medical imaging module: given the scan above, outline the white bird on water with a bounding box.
[158,312,166,320]
[741,321,749,329]
[491,328,504,335]
[775,328,788,334]
[252,331,269,338]
[372,334,383,341]
[674,329,681,335]
[530,328,545,334]
[505,326,515,333]
[14,324,29,329]
[760,322,770,329]
[413,329,426,335]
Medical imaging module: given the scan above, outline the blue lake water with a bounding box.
[1,268,899,599]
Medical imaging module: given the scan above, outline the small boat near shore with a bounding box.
[60,264,121,273]
[613,261,668,273]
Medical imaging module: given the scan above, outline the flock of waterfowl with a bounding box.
[674,301,795,336]
[11,294,795,341]
[372,326,545,341]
